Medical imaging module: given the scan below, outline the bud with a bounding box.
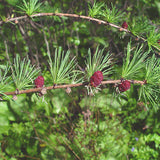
[34,76,44,88]
[118,80,130,92]
[90,71,103,87]
[157,40,160,45]
[66,87,71,94]
[12,95,18,101]
[40,88,47,95]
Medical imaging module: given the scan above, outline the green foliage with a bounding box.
[0,64,10,91]
[145,54,160,86]
[0,64,13,99]
[48,48,77,84]
[130,134,160,159]
[40,1,60,13]
[12,55,40,90]
[139,55,160,107]
[6,0,19,6]
[85,47,112,80]
[88,1,104,18]
[102,3,125,23]
[88,2,125,23]
[17,0,42,16]
[147,29,160,50]
[73,116,130,159]
[122,43,149,79]
[130,16,153,36]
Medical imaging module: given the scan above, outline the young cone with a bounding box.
[90,71,103,87]
[118,80,130,92]
[34,76,44,88]
[122,21,128,29]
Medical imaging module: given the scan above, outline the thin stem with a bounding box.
[1,79,145,97]
[0,12,156,50]
[43,29,51,58]
[0,13,128,31]
[3,39,15,80]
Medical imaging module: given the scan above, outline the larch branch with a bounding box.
[1,79,145,97]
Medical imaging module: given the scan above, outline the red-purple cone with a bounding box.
[118,80,130,92]
[90,71,103,87]
[34,76,44,88]
[122,21,128,29]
